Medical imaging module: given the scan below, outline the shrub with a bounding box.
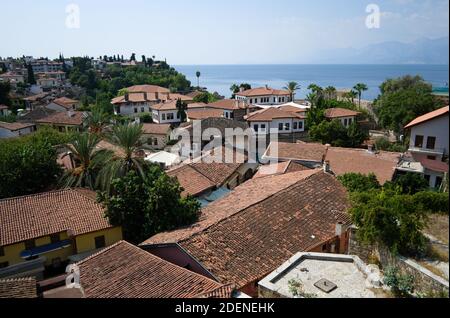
[413,191,449,214]
[385,172,429,195]
[383,266,415,298]
[338,173,381,193]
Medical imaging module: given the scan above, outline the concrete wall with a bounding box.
[409,114,449,158]
[348,228,449,296]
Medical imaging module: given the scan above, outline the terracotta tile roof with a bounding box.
[278,105,307,114]
[0,189,114,247]
[208,99,246,111]
[126,85,170,94]
[151,100,178,111]
[187,108,224,120]
[412,154,449,173]
[17,107,56,122]
[142,123,171,135]
[325,147,401,184]
[168,165,216,197]
[253,161,310,179]
[23,93,49,102]
[196,284,235,298]
[325,108,360,118]
[0,278,37,298]
[186,90,204,98]
[404,106,449,129]
[169,93,194,102]
[264,141,328,163]
[187,102,209,109]
[246,107,305,122]
[77,240,226,298]
[111,93,150,104]
[144,170,350,288]
[52,97,78,109]
[236,87,290,97]
[0,121,35,131]
[36,111,86,126]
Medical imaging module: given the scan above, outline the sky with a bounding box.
[0,0,448,64]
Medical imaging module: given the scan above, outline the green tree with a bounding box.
[176,98,188,123]
[338,173,381,193]
[192,91,219,104]
[373,75,440,133]
[284,81,301,101]
[350,189,429,256]
[196,71,201,88]
[353,83,368,107]
[385,173,429,195]
[98,168,201,244]
[0,81,12,106]
[324,86,337,100]
[27,63,36,85]
[59,133,113,190]
[98,123,148,192]
[85,106,111,134]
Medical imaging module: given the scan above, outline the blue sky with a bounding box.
[0,0,448,64]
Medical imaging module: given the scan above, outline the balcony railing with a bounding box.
[408,147,446,156]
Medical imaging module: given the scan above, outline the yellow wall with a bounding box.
[0,227,122,268]
[74,227,122,254]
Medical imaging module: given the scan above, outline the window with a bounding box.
[167,113,174,120]
[253,124,259,132]
[435,177,443,189]
[50,234,60,244]
[285,123,290,131]
[25,240,35,250]
[343,119,348,126]
[348,118,353,125]
[153,138,158,146]
[426,136,436,150]
[261,124,266,131]
[94,236,106,249]
[162,113,166,121]
[278,123,283,131]
[293,122,298,130]
[134,108,138,114]
[141,107,145,113]
[0,262,8,269]
[424,175,431,183]
[414,135,424,148]
[0,246,4,257]
[298,121,304,130]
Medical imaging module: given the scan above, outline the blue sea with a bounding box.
[174,65,449,101]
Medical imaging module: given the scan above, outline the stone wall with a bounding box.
[348,228,449,296]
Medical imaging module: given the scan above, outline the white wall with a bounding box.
[152,110,181,124]
[250,119,305,135]
[115,103,152,116]
[236,94,291,106]
[409,114,449,158]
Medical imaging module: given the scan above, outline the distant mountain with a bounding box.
[313,37,449,65]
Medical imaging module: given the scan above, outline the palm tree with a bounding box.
[324,86,337,100]
[353,83,368,107]
[284,81,301,102]
[59,133,113,190]
[196,71,201,88]
[345,90,358,105]
[85,106,110,135]
[98,123,148,192]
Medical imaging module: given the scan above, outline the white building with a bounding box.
[235,86,292,106]
[0,122,35,138]
[246,107,306,135]
[46,97,79,112]
[405,106,449,161]
[31,60,63,73]
[324,108,360,128]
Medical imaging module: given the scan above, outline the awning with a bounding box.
[20,240,72,259]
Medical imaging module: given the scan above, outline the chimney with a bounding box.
[335,222,344,237]
[323,160,331,173]
[124,93,129,102]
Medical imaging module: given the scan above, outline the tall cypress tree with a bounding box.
[27,64,36,85]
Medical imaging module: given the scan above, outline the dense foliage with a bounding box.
[384,173,430,195]
[373,75,442,133]
[98,169,201,244]
[309,120,368,147]
[192,91,220,104]
[0,128,73,199]
[383,266,415,298]
[338,173,381,193]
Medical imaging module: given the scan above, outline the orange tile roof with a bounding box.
[264,141,328,163]
[404,106,449,129]
[126,85,170,94]
[278,105,307,114]
[187,108,224,120]
[168,165,216,197]
[77,241,228,298]
[246,107,305,122]
[325,147,401,184]
[325,108,360,119]
[144,170,351,288]
[236,87,291,97]
[208,99,246,111]
[0,121,35,131]
[52,97,78,109]
[142,123,171,135]
[0,189,114,247]
[0,278,37,298]
[36,111,86,126]
[253,161,310,179]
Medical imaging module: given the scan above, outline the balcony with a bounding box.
[408,146,445,156]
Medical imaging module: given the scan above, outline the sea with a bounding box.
[174,64,449,101]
